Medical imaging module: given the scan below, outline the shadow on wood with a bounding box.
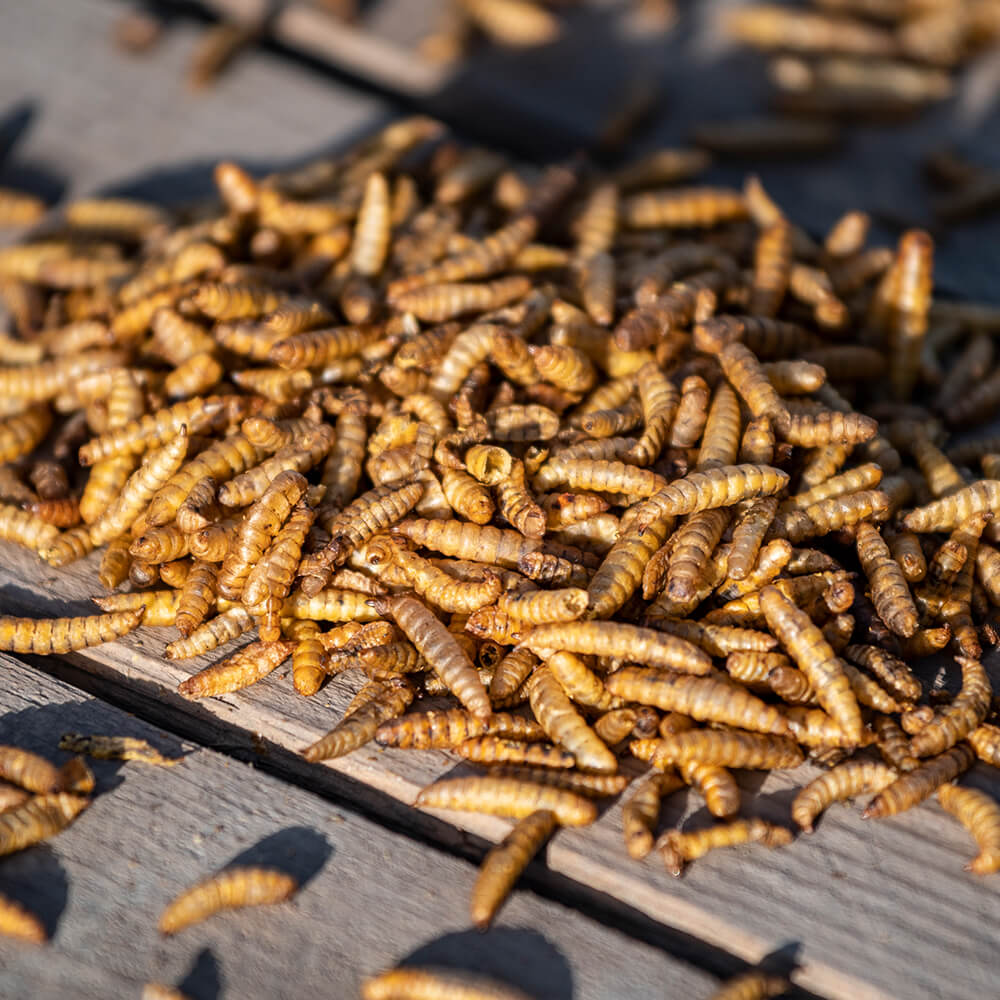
[176,946,224,1000]
[401,927,573,1000]
[0,843,69,941]
[222,825,332,890]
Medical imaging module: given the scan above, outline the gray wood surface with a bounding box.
[3,540,999,1000]
[0,656,720,1000]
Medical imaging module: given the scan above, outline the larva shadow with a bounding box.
[0,697,187,795]
[221,825,332,891]
[0,842,68,940]
[176,946,224,1000]
[400,926,573,1000]
[0,99,66,206]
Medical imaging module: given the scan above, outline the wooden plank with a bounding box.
[0,656,720,1000]
[0,0,390,204]
[3,541,999,1000]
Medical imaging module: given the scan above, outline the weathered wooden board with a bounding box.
[2,540,999,1000]
[0,656,720,1000]
[0,0,390,206]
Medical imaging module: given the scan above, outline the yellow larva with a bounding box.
[158,866,298,934]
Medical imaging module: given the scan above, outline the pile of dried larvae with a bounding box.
[0,116,998,933]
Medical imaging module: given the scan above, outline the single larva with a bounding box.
[659,818,793,877]
[302,676,415,762]
[158,866,297,935]
[759,585,863,745]
[361,967,534,1000]
[470,809,557,930]
[373,594,491,718]
[792,760,898,832]
[415,775,597,826]
[519,620,711,675]
[88,427,190,546]
[0,609,144,654]
[680,760,741,819]
[909,657,992,758]
[606,667,790,735]
[631,731,803,770]
[528,657,612,758]
[863,744,975,819]
[0,793,89,856]
[0,746,62,794]
[58,732,181,766]
[936,784,1000,875]
[968,724,1000,767]
[177,640,293,699]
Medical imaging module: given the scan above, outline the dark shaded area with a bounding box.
[222,825,331,890]
[402,927,573,1000]
[0,844,69,940]
[176,947,224,1000]
[0,696,191,800]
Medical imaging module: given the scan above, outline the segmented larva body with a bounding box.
[855,522,919,637]
[520,620,711,675]
[792,760,898,832]
[361,967,534,1000]
[909,657,991,758]
[158,866,297,934]
[88,427,190,546]
[165,606,254,660]
[302,677,415,762]
[679,760,740,819]
[0,746,62,794]
[872,714,920,773]
[527,665,618,774]
[659,819,793,876]
[375,594,491,718]
[622,769,684,859]
[454,736,574,769]
[968,724,1000,767]
[903,481,1000,533]
[863,744,975,819]
[640,464,789,528]
[178,640,293,699]
[78,395,233,466]
[471,809,557,930]
[936,784,1000,875]
[605,667,790,736]
[0,793,89,856]
[631,731,803,770]
[0,609,144,655]
[759,585,863,745]
[58,733,180,766]
[415,776,597,826]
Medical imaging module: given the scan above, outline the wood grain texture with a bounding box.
[0,656,718,1000]
[2,540,998,1000]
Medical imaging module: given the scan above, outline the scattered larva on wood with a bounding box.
[158,866,297,934]
[0,793,89,856]
[58,732,181,766]
[361,967,534,1000]
[936,784,1000,875]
